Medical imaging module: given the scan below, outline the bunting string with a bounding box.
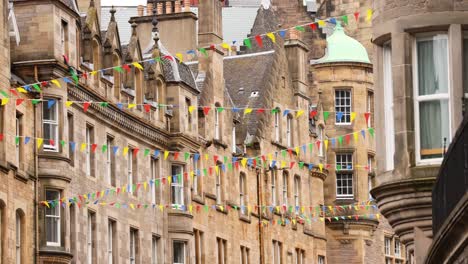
[3,9,373,96]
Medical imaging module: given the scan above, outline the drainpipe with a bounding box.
[256,167,264,264]
[33,65,39,263]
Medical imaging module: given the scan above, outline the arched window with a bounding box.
[15,209,24,264]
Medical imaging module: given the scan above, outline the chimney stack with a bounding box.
[147,3,153,15]
[165,1,172,14]
[198,0,223,47]
[137,5,144,16]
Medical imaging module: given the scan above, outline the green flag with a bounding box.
[323,111,330,122]
[244,38,252,49]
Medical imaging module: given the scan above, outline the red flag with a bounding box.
[162,178,166,185]
[184,172,188,180]
[116,188,121,194]
[210,44,216,51]
[16,99,24,106]
[91,143,98,153]
[10,89,18,97]
[122,64,131,72]
[364,112,371,124]
[309,110,318,119]
[256,108,265,114]
[290,162,295,169]
[83,102,91,112]
[173,151,179,160]
[96,191,100,198]
[209,167,214,175]
[41,81,48,87]
[253,159,257,167]
[144,104,151,113]
[49,139,55,146]
[354,12,360,21]
[255,35,263,47]
[261,155,266,162]
[309,23,317,30]
[345,134,351,144]
[83,72,88,79]
[316,140,321,150]
[235,161,239,169]
[203,106,211,115]
[133,148,140,157]
[213,155,218,163]
[288,148,293,158]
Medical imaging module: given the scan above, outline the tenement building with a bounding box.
[0,0,412,263]
[371,0,468,263]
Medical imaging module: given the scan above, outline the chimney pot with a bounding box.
[166,1,172,14]
[175,1,181,13]
[157,3,163,14]
[184,0,190,11]
[147,3,153,15]
[137,5,144,16]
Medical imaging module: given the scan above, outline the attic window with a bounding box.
[238,88,245,95]
[250,91,259,97]
[8,3,20,46]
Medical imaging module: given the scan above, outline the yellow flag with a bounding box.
[353,132,359,142]
[17,87,27,93]
[241,158,247,167]
[318,20,325,26]
[188,105,195,113]
[143,181,148,191]
[189,205,193,213]
[376,214,380,220]
[366,9,373,21]
[295,147,300,155]
[350,112,357,122]
[167,176,172,184]
[1,98,9,105]
[132,62,144,70]
[123,147,129,156]
[221,43,231,51]
[319,163,323,172]
[159,205,164,211]
[164,151,169,160]
[215,165,219,174]
[324,139,329,150]
[266,32,276,43]
[175,53,183,63]
[328,205,333,211]
[244,108,253,115]
[296,110,304,118]
[81,143,87,152]
[128,104,136,109]
[205,154,209,160]
[281,160,286,169]
[319,217,324,222]
[130,204,135,209]
[51,79,61,88]
[37,138,43,148]
[90,71,98,76]
[268,153,273,161]
[66,101,73,108]
[247,206,251,214]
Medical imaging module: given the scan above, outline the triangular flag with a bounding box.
[47,100,56,109]
[198,48,208,57]
[354,12,360,21]
[351,112,357,122]
[164,151,169,160]
[244,108,253,115]
[16,99,24,106]
[175,53,183,63]
[37,138,43,148]
[17,87,27,93]
[336,112,344,121]
[1,98,9,105]
[318,164,323,172]
[255,35,263,47]
[341,15,349,25]
[132,62,144,70]
[128,104,137,109]
[216,107,224,113]
[309,23,317,30]
[338,136,343,145]
[243,38,252,49]
[123,147,129,156]
[24,137,30,145]
[366,9,373,21]
[203,106,210,115]
[283,109,290,117]
[188,105,196,113]
[368,128,375,137]
[51,79,61,88]
[345,134,351,145]
[144,104,151,113]
[364,112,371,124]
[323,111,330,122]
[296,110,304,118]
[266,32,276,43]
[114,66,124,73]
[295,25,305,32]
[353,132,359,142]
[324,139,329,150]
[66,101,73,107]
[318,20,325,26]
[83,102,91,112]
[310,110,318,118]
[221,43,231,51]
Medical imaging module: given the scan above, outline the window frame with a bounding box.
[286,115,292,147]
[108,219,116,264]
[15,211,22,264]
[214,103,221,140]
[336,153,354,199]
[318,125,324,157]
[282,171,289,206]
[173,240,186,264]
[87,211,96,264]
[334,89,352,125]
[151,157,160,204]
[15,112,22,166]
[171,165,185,205]
[271,169,278,206]
[45,189,61,246]
[274,109,280,142]
[294,175,301,208]
[413,33,451,165]
[129,228,138,264]
[152,235,160,264]
[215,163,224,204]
[383,43,395,171]
[239,173,247,215]
[43,99,59,152]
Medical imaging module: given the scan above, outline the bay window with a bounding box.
[173,241,186,264]
[45,189,60,246]
[335,89,351,124]
[171,165,184,205]
[43,99,59,151]
[414,34,450,162]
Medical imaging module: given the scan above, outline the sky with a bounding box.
[101,0,146,6]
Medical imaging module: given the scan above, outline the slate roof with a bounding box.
[101,6,258,45]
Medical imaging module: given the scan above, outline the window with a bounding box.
[171,165,184,205]
[271,169,278,206]
[215,164,223,204]
[414,34,450,162]
[335,90,351,124]
[295,248,305,264]
[43,99,59,151]
[70,204,76,256]
[85,125,94,177]
[152,235,160,264]
[128,146,137,195]
[368,175,373,200]
[61,20,69,58]
[318,125,324,157]
[151,157,160,204]
[216,238,227,264]
[272,240,282,264]
[232,123,236,153]
[282,172,288,206]
[318,256,325,264]
[274,110,280,142]
[286,115,292,147]
[240,246,250,264]
[294,176,300,208]
[67,113,74,165]
[107,136,115,186]
[239,173,247,215]
[15,211,23,264]
[173,241,186,264]
[15,112,22,165]
[108,219,116,264]
[130,228,139,264]
[394,239,401,258]
[336,154,354,199]
[192,155,201,196]
[464,35,468,115]
[87,211,96,264]
[384,237,391,256]
[45,190,60,246]
[214,103,221,140]
[194,229,204,264]
[367,91,373,127]
[186,98,192,132]
[383,43,395,170]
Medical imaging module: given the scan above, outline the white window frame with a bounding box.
[85,126,92,177]
[240,173,246,215]
[152,235,159,264]
[87,212,94,264]
[43,100,59,152]
[282,172,288,206]
[151,157,159,204]
[334,89,352,125]
[413,33,451,165]
[215,108,220,140]
[286,115,292,147]
[274,111,280,142]
[130,229,137,264]
[171,165,184,205]
[215,166,222,204]
[128,147,133,194]
[271,169,277,206]
[108,220,114,264]
[106,137,113,185]
[294,176,300,208]
[45,189,61,246]
[367,92,373,127]
[318,126,324,157]
[16,212,21,264]
[173,240,186,264]
[336,154,354,199]
[232,124,236,153]
[383,43,395,171]
[384,237,391,256]
[15,115,20,165]
[192,156,199,196]
[394,239,401,258]
[272,240,282,264]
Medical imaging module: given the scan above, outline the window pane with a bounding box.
[173,242,185,263]
[419,100,449,159]
[43,103,56,121]
[417,36,448,95]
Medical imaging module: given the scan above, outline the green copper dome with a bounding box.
[316,22,370,64]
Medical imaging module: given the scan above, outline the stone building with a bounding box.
[371,0,468,263]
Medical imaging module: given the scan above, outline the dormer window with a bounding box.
[250,91,259,97]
